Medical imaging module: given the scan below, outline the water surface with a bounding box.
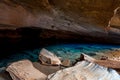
[0,43,120,67]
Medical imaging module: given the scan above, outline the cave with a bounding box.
[1,0,120,80]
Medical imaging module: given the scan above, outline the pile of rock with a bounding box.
[3,48,120,80]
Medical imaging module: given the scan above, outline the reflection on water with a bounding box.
[0,43,120,67]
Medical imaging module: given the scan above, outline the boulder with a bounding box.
[6,60,47,80]
[48,61,120,80]
[39,48,62,65]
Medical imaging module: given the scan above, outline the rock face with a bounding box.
[39,48,62,65]
[0,0,120,44]
[48,61,120,80]
[6,60,47,80]
[0,0,119,27]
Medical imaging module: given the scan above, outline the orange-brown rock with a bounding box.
[1,0,120,44]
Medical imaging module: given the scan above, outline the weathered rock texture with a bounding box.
[6,60,47,80]
[39,48,62,65]
[48,61,120,80]
[0,0,120,44]
[0,0,119,27]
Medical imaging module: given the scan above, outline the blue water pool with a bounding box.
[0,43,120,67]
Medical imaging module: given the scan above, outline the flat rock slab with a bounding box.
[6,60,47,80]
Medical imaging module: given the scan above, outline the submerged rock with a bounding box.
[39,48,62,65]
[6,60,47,80]
[48,61,120,80]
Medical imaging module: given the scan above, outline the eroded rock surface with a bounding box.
[0,0,119,27]
[0,0,120,44]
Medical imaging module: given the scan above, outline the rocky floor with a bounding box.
[1,48,120,80]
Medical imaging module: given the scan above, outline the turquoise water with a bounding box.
[0,43,120,67]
